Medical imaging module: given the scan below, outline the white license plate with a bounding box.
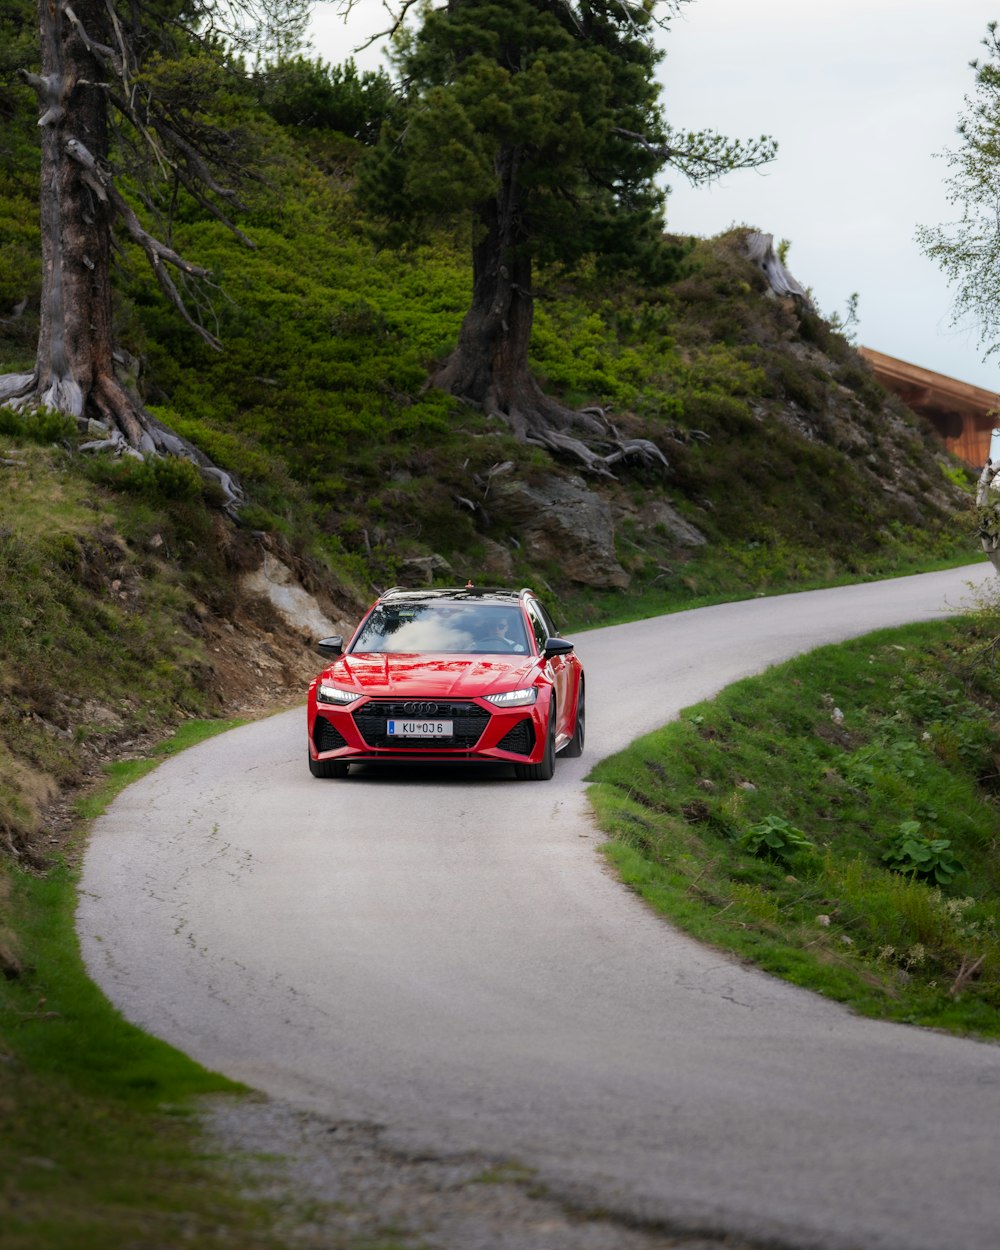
[387,719,453,737]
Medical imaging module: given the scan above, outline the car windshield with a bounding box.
[351,602,529,655]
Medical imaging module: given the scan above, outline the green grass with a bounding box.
[563,542,982,632]
[0,719,310,1250]
[0,432,284,858]
[589,611,1000,1037]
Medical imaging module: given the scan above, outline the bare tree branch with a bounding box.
[64,137,222,348]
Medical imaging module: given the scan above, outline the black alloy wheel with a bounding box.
[309,751,350,779]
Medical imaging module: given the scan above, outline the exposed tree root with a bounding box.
[520,418,669,477]
[0,373,36,406]
[494,400,669,477]
[0,367,244,513]
[432,360,668,476]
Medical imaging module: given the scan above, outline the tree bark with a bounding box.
[431,148,550,418]
[745,231,811,305]
[34,0,111,418]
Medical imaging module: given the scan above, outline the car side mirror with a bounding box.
[543,637,574,659]
[316,636,344,659]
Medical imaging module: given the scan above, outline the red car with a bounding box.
[307,586,585,780]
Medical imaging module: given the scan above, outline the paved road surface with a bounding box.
[79,565,1000,1250]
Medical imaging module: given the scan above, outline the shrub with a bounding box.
[84,454,204,502]
[739,814,816,864]
[0,406,76,444]
[882,821,963,887]
[255,56,400,144]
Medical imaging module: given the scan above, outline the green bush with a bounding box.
[0,406,76,444]
[83,454,204,502]
[254,56,400,144]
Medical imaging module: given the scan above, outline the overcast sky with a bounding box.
[310,1,1000,397]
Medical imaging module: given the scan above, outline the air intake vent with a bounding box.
[314,717,348,753]
[497,718,535,756]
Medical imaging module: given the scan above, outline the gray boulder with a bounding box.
[495,475,629,589]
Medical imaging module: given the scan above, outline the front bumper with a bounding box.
[308,694,545,766]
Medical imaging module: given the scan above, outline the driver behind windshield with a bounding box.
[352,603,528,654]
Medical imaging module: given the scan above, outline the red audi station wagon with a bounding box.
[307,586,585,780]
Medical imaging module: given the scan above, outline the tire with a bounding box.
[309,751,349,779]
[515,701,556,781]
[562,681,585,758]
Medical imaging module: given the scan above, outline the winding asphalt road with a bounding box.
[78,564,1000,1250]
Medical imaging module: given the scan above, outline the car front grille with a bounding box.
[352,700,490,749]
[497,718,535,756]
[314,716,348,753]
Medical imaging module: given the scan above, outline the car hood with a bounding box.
[324,652,541,699]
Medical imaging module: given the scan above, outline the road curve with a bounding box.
[79,564,1000,1250]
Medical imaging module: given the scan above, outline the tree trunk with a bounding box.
[976,458,1000,576]
[0,0,242,509]
[431,148,549,419]
[34,0,123,426]
[429,146,666,475]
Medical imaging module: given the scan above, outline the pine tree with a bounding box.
[358,0,775,470]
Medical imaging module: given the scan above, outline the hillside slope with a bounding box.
[115,188,973,609]
[0,110,978,867]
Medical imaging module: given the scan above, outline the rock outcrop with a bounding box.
[494,474,629,589]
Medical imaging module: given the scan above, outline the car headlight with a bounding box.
[484,687,537,708]
[317,683,360,705]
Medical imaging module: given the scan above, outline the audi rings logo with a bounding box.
[402,701,440,716]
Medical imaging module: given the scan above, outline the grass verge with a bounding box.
[0,719,307,1250]
[589,612,1000,1038]
[565,546,982,632]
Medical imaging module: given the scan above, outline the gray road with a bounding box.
[79,564,1000,1250]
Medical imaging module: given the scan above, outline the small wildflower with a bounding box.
[904,943,927,969]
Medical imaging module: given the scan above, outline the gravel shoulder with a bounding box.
[203,1091,767,1250]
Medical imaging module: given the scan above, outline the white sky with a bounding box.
[310,1,1000,397]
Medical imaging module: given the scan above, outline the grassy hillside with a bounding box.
[116,147,974,608]
[0,82,982,864]
[593,607,1000,1037]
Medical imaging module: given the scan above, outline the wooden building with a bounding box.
[859,347,999,468]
